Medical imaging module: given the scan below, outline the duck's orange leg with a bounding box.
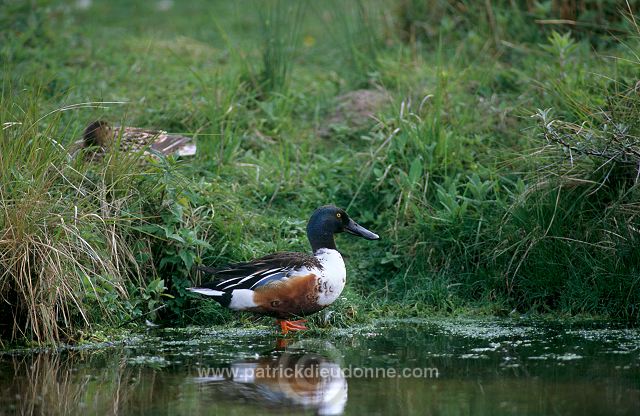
[277,319,308,335]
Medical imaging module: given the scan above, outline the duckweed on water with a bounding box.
[127,355,171,367]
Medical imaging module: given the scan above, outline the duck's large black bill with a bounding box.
[345,219,380,240]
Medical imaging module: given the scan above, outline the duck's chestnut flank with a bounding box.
[250,273,321,319]
[187,205,379,334]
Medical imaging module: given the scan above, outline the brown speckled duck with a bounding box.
[72,120,196,161]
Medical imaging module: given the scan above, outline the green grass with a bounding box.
[1,0,640,345]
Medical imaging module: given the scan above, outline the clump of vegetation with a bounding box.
[0,94,150,343]
[320,0,388,87]
[256,0,305,94]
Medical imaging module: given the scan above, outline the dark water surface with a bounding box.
[1,318,638,415]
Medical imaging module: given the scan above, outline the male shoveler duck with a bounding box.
[187,205,379,334]
[71,120,196,161]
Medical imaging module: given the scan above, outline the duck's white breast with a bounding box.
[314,248,347,306]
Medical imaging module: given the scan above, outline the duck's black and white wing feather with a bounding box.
[189,252,322,294]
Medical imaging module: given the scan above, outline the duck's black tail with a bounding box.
[186,286,232,307]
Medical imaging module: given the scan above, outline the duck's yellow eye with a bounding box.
[336,213,342,218]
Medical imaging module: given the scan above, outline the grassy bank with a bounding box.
[1,0,639,345]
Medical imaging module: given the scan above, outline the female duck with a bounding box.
[188,205,379,333]
[72,120,196,161]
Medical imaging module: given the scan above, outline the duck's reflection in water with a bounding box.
[193,340,347,415]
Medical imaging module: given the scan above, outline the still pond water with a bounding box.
[0,318,638,415]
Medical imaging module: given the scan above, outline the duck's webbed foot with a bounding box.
[277,319,308,335]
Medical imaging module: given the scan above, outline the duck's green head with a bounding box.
[306,205,379,252]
